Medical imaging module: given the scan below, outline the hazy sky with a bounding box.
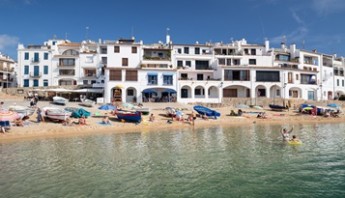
[1,0,345,60]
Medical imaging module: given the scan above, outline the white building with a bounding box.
[0,53,16,88]
[16,36,345,103]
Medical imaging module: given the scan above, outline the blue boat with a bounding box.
[116,111,141,123]
[193,105,221,118]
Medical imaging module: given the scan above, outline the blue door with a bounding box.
[34,66,39,76]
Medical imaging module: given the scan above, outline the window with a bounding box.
[195,47,200,54]
[177,48,182,54]
[195,60,209,70]
[44,53,49,60]
[197,74,203,81]
[148,74,158,85]
[177,60,183,67]
[163,75,173,85]
[33,53,39,62]
[296,74,299,80]
[127,89,134,96]
[249,59,256,65]
[24,52,29,60]
[224,70,250,81]
[114,46,120,53]
[343,80,344,87]
[43,80,48,87]
[122,58,128,66]
[33,66,40,77]
[256,71,280,82]
[195,88,204,96]
[24,65,29,75]
[33,79,39,87]
[181,73,188,80]
[131,47,137,53]
[109,70,122,81]
[251,49,256,55]
[59,58,75,66]
[186,61,191,67]
[233,59,240,65]
[101,57,107,64]
[23,79,29,87]
[218,58,225,65]
[44,65,48,75]
[126,70,137,81]
[184,47,189,54]
[337,79,339,86]
[100,47,107,54]
[276,89,281,97]
[226,59,232,66]
[288,72,293,83]
[83,80,88,85]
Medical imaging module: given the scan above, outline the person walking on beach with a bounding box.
[281,127,294,141]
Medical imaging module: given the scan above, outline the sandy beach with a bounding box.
[1,93,344,143]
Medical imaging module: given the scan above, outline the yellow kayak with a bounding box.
[288,140,302,145]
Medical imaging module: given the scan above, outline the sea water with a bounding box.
[1,123,345,197]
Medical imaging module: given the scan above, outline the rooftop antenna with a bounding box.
[85,26,89,40]
[131,26,134,38]
[302,40,305,49]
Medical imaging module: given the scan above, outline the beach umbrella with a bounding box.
[98,104,116,111]
[0,110,20,121]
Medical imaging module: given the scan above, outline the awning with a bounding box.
[162,88,176,93]
[142,88,157,94]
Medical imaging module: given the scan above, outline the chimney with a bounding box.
[281,42,286,50]
[290,44,296,54]
[265,40,270,52]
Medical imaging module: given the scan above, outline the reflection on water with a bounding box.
[1,123,345,197]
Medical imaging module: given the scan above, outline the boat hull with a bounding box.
[193,105,221,117]
[116,111,141,123]
[269,104,286,111]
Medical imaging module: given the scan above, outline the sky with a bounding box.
[1,0,345,60]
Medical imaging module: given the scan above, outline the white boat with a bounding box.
[8,105,35,116]
[133,107,150,115]
[80,99,95,107]
[53,96,68,105]
[44,108,72,121]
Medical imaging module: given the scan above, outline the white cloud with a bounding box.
[312,0,345,15]
[270,27,308,45]
[291,9,304,25]
[0,34,19,50]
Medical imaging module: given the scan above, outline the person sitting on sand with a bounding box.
[257,112,267,119]
[238,109,243,116]
[149,113,155,122]
[281,127,294,141]
[14,118,24,127]
[230,110,237,116]
[101,116,110,125]
[78,116,87,125]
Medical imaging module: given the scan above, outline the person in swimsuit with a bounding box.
[281,127,293,141]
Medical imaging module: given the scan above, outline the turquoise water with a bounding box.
[1,123,345,197]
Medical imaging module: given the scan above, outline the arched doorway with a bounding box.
[194,85,205,98]
[126,87,137,103]
[208,86,219,98]
[181,85,192,98]
[223,85,250,98]
[111,86,123,102]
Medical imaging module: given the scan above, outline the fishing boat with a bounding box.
[42,106,71,121]
[115,111,141,123]
[8,105,35,116]
[269,104,287,111]
[193,105,221,118]
[53,96,68,105]
[80,99,95,107]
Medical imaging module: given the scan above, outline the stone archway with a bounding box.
[181,85,192,98]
